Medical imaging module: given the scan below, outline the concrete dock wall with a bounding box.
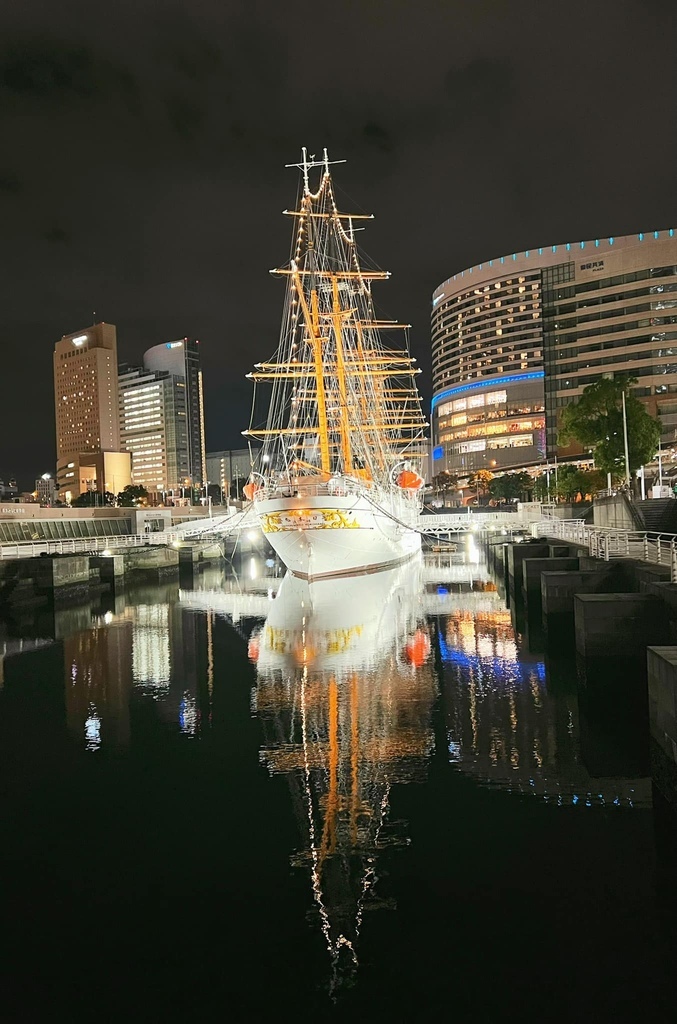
[522,556,579,619]
[574,594,670,659]
[0,541,224,607]
[648,647,677,811]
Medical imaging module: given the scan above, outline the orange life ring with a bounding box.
[243,481,260,501]
[397,469,424,490]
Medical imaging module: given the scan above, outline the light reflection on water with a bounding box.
[2,551,653,793]
[247,559,436,992]
[0,549,656,999]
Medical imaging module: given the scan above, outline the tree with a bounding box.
[532,473,550,501]
[554,464,582,501]
[489,472,532,502]
[432,471,458,494]
[558,375,660,477]
[468,470,493,495]
[117,485,148,507]
[71,490,116,507]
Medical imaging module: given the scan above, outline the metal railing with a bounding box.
[531,517,677,582]
[0,532,181,560]
[419,511,526,535]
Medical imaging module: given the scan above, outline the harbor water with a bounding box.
[1,546,675,1020]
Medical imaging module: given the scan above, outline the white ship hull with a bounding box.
[255,490,421,581]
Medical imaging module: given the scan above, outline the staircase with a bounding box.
[634,498,677,534]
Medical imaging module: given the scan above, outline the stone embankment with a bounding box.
[0,541,224,610]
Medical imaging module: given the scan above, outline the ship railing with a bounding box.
[254,478,375,501]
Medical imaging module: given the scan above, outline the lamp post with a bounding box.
[621,386,631,487]
[658,438,663,489]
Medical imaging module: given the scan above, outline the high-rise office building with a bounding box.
[119,365,190,494]
[35,474,58,506]
[54,323,131,500]
[144,339,206,487]
[431,229,677,475]
[205,448,255,499]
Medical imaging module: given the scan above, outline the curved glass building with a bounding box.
[431,229,677,476]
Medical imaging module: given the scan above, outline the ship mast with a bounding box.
[244,148,427,483]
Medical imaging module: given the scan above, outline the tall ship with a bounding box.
[243,148,427,581]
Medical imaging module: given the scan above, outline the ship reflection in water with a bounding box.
[249,559,437,991]
[0,549,658,1010]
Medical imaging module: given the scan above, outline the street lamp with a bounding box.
[621,386,631,487]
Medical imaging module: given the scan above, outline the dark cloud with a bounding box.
[362,121,396,153]
[0,169,21,193]
[43,225,69,244]
[444,57,516,119]
[0,41,96,99]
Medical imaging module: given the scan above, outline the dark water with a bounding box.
[1,549,675,1022]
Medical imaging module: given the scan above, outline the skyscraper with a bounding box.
[205,448,255,499]
[143,339,206,488]
[119,365,190,494]
[53,323,131,501]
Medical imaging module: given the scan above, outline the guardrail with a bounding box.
[531,518,677,582]
[0,532,181,560]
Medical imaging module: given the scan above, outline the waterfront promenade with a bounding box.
[4,500,677,584]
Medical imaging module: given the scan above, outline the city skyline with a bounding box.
[1,2,677,487]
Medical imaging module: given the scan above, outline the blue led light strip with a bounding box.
[431,371,545,411]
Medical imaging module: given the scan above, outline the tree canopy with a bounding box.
[431,470,458,493]
[71,490,116,507]
[468,470,493,494]
[489,472,532,502]
[117,484,149,507]
[558,374,660,476]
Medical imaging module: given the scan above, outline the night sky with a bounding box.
[1,0,676,489]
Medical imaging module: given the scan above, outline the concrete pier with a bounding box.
[123,546,180,581]
[574,593,670,659]
[177,541,223,569]
[522,556,579,619]
[541,563,637,645]
[35,556,91,603]
[90,554,125,589]
[0,555,93,606]
[507,542,550,603]
[647,647,677,811]
[0,541,226,607]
